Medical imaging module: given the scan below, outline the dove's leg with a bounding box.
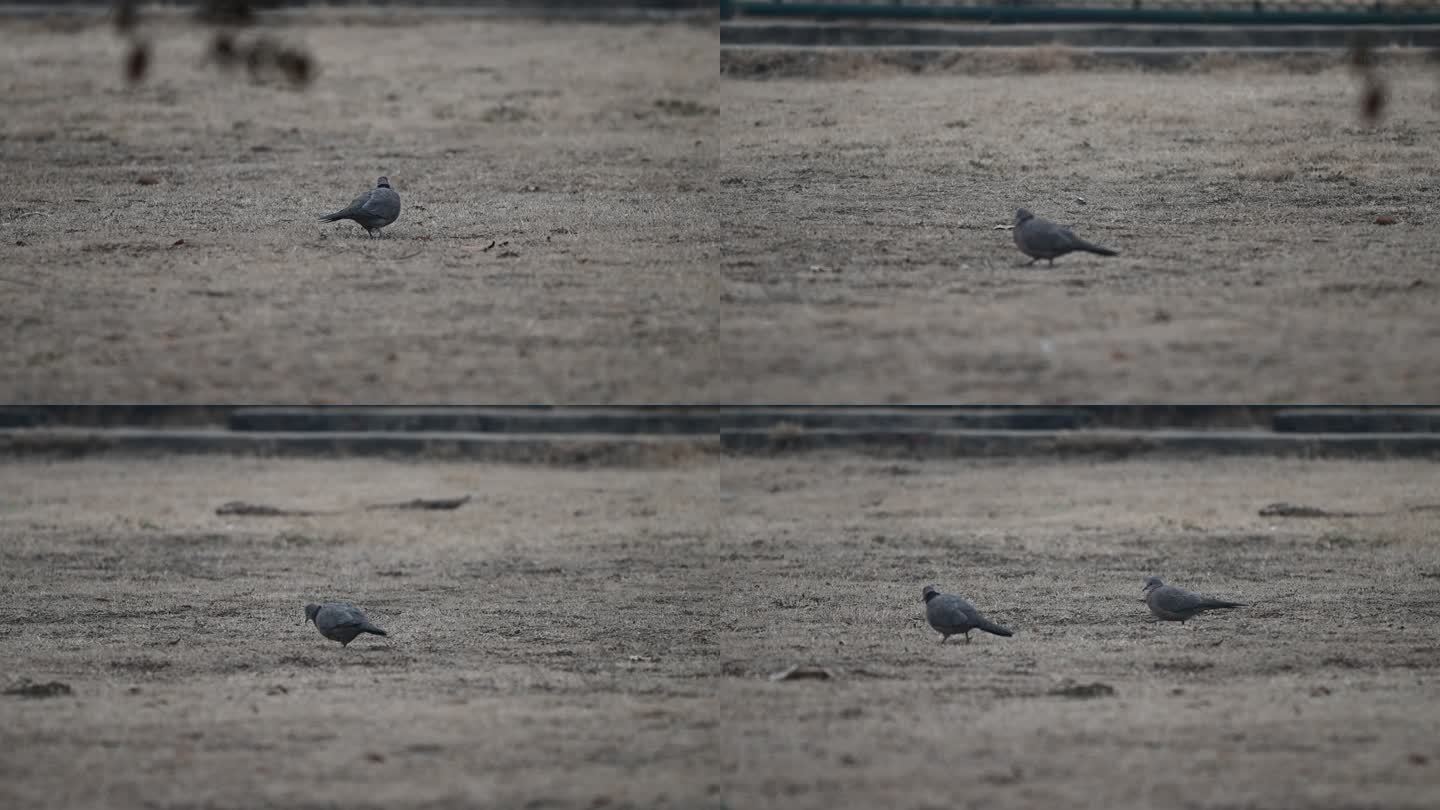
[964,632,972,644]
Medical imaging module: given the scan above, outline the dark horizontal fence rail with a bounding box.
[722,0,1440,24]
[4,406,1440,432]
[6,407,1440,461]
[0,1,716,6]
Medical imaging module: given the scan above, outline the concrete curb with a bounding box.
[1272,409,1440,433]
[0,429,718,466]
[0,2,717,22]
[720,22,1440,49]
[4,427,1440,462]
[719,43,1422,74]
[719,429,1440,459]
[226,406,1091,433]
[3,406,1438,432]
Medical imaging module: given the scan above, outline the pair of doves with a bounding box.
[921,578,1244,643]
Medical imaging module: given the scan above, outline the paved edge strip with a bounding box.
[226,407,1092,433]
[0,429,720,465]
[720,22,1440,48]
[5,407,1440,432]
[719,44,1427,72]
[1272,409,1440,433]
[5,428,1440,461]
[718,429,1440,459]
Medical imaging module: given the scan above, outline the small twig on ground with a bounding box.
[365,495,472,512]
[216,501,335,517]
[0,273,44,288]
[1258,502,1385,519]
[217,495,471,517]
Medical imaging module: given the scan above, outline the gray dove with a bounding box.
[922,584,1013,644]
[304,602,388,646]
[1143,577,1245,624]
[1013,208,1117,265]
[318,176,401,238]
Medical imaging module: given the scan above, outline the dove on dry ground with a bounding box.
[305,602,388,646]
[318,176,401,238]
[1143,577,1246,624]
[1013,208,1118,265]
[922,585,1014,644]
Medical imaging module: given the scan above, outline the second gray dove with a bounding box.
[1143,577,1245,624]
[1013,208,1117,265]
[305,602,388,646]
[922,585,1013,644]
[319,176,401,238]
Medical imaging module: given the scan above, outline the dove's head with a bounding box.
[1015,208,1034,225]
[921,585,941,603]
[376,176,392,189]
[304,603,322,624]
[1143,577,1164,593]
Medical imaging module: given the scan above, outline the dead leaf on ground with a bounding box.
[1259,502,1381,518]
[4,680,73,699]
[769,665,834,682]
[365,496,471,512]
[1050,679,1115,699]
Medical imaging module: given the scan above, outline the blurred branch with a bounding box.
[1347,32,1387,123]
[111,0,313,89]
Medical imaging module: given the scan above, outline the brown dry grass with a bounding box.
[4,455,1440,808]
[718,66,1440,402]
[0,14,717,402]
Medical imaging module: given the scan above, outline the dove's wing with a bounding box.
[317,604,367,632]
[933,594,977,626]
[344,189,376,215]
[361,188,400,220]
[1027,219,1080,252]
[1153,585,1206,613]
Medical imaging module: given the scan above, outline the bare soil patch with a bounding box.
[3,456,1440,808]
[718,66,1440,402]
[0,15,717,402]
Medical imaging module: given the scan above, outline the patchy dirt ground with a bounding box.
[718,63,1440,402]
[0,14,716,402]
[4,456,1440,808]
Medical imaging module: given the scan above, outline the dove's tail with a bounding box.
[359,623,388,636]
[1077,240,1118,257]
[1199,600,1245,610]
[318,209,351,223]
[978,619,1013,637]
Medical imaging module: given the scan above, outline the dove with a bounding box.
[304,602,388,646]
[1013,208,1117,265]
[922,585,1013,644]
[318,176,401,238]
[1142,577,1245,624]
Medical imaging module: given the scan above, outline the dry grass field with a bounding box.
[4,455,1440,809]
[1,14,716,402]
[718,60,1440,402]
[8,15,1439,404]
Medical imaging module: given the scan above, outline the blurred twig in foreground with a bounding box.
[112,0,313,89]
